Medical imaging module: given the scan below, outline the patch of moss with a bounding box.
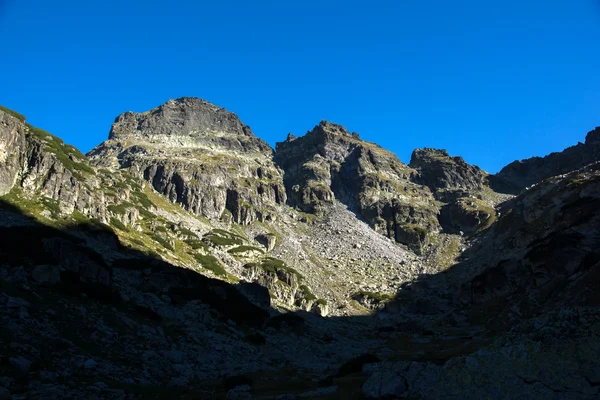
[136,206,155,220]
[153,225,168,234]
[129,238,145,247]
[316,299,328,306]
[400,223,428,239]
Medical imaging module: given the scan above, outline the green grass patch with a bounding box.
[245,257,304,281]
[212,228,246,241]
[107,201,135,215]
[299,285,317,302]
[194,254,227,276]
[177,227,198,239]
[204,229,245,247]
[27,125,94,180]
[109,217,129,232]
[184,239,209,250]
[228,245,265,255]
[131,190,154,209]
[0,104,26,122]
[149,232,173,251]
[40,196,61,216]
[71,210,90,224]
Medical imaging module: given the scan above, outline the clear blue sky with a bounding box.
[1,1,599,173]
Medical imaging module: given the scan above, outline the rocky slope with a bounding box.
[275,121,441,253]
[0,99,599,399]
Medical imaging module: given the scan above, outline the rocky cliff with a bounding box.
[275,121,441,252]
[89,97,286,225]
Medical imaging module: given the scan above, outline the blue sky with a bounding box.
[1,1,599,173]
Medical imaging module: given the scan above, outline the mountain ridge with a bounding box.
[1,98,599,399]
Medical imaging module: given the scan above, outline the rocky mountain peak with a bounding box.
[306,120,362,141]
[108,97,254,140]
[409,147,486,198]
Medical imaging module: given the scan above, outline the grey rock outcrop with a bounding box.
[0,108,107,219]
[409,148,486,201]
[275,121,440,251]
[0,110,26,195]
[89,98,286,224]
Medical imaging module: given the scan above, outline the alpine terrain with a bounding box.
[1,98,599,399]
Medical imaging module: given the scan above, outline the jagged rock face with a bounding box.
[108,97,271,154]
[492,127,600,193]
[438,197,496,234]
[0,109,106,219]
[89,98,286,224]
[276,121,441,251]
[0,111,26,195]
[409,148,486,201]
[408,148,503,235]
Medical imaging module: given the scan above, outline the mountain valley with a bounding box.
[0,99,599,399]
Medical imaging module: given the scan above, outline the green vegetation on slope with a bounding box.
[0,104,26,122]
[27,125,95,181]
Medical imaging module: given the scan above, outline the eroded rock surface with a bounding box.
[89,98,286,224]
